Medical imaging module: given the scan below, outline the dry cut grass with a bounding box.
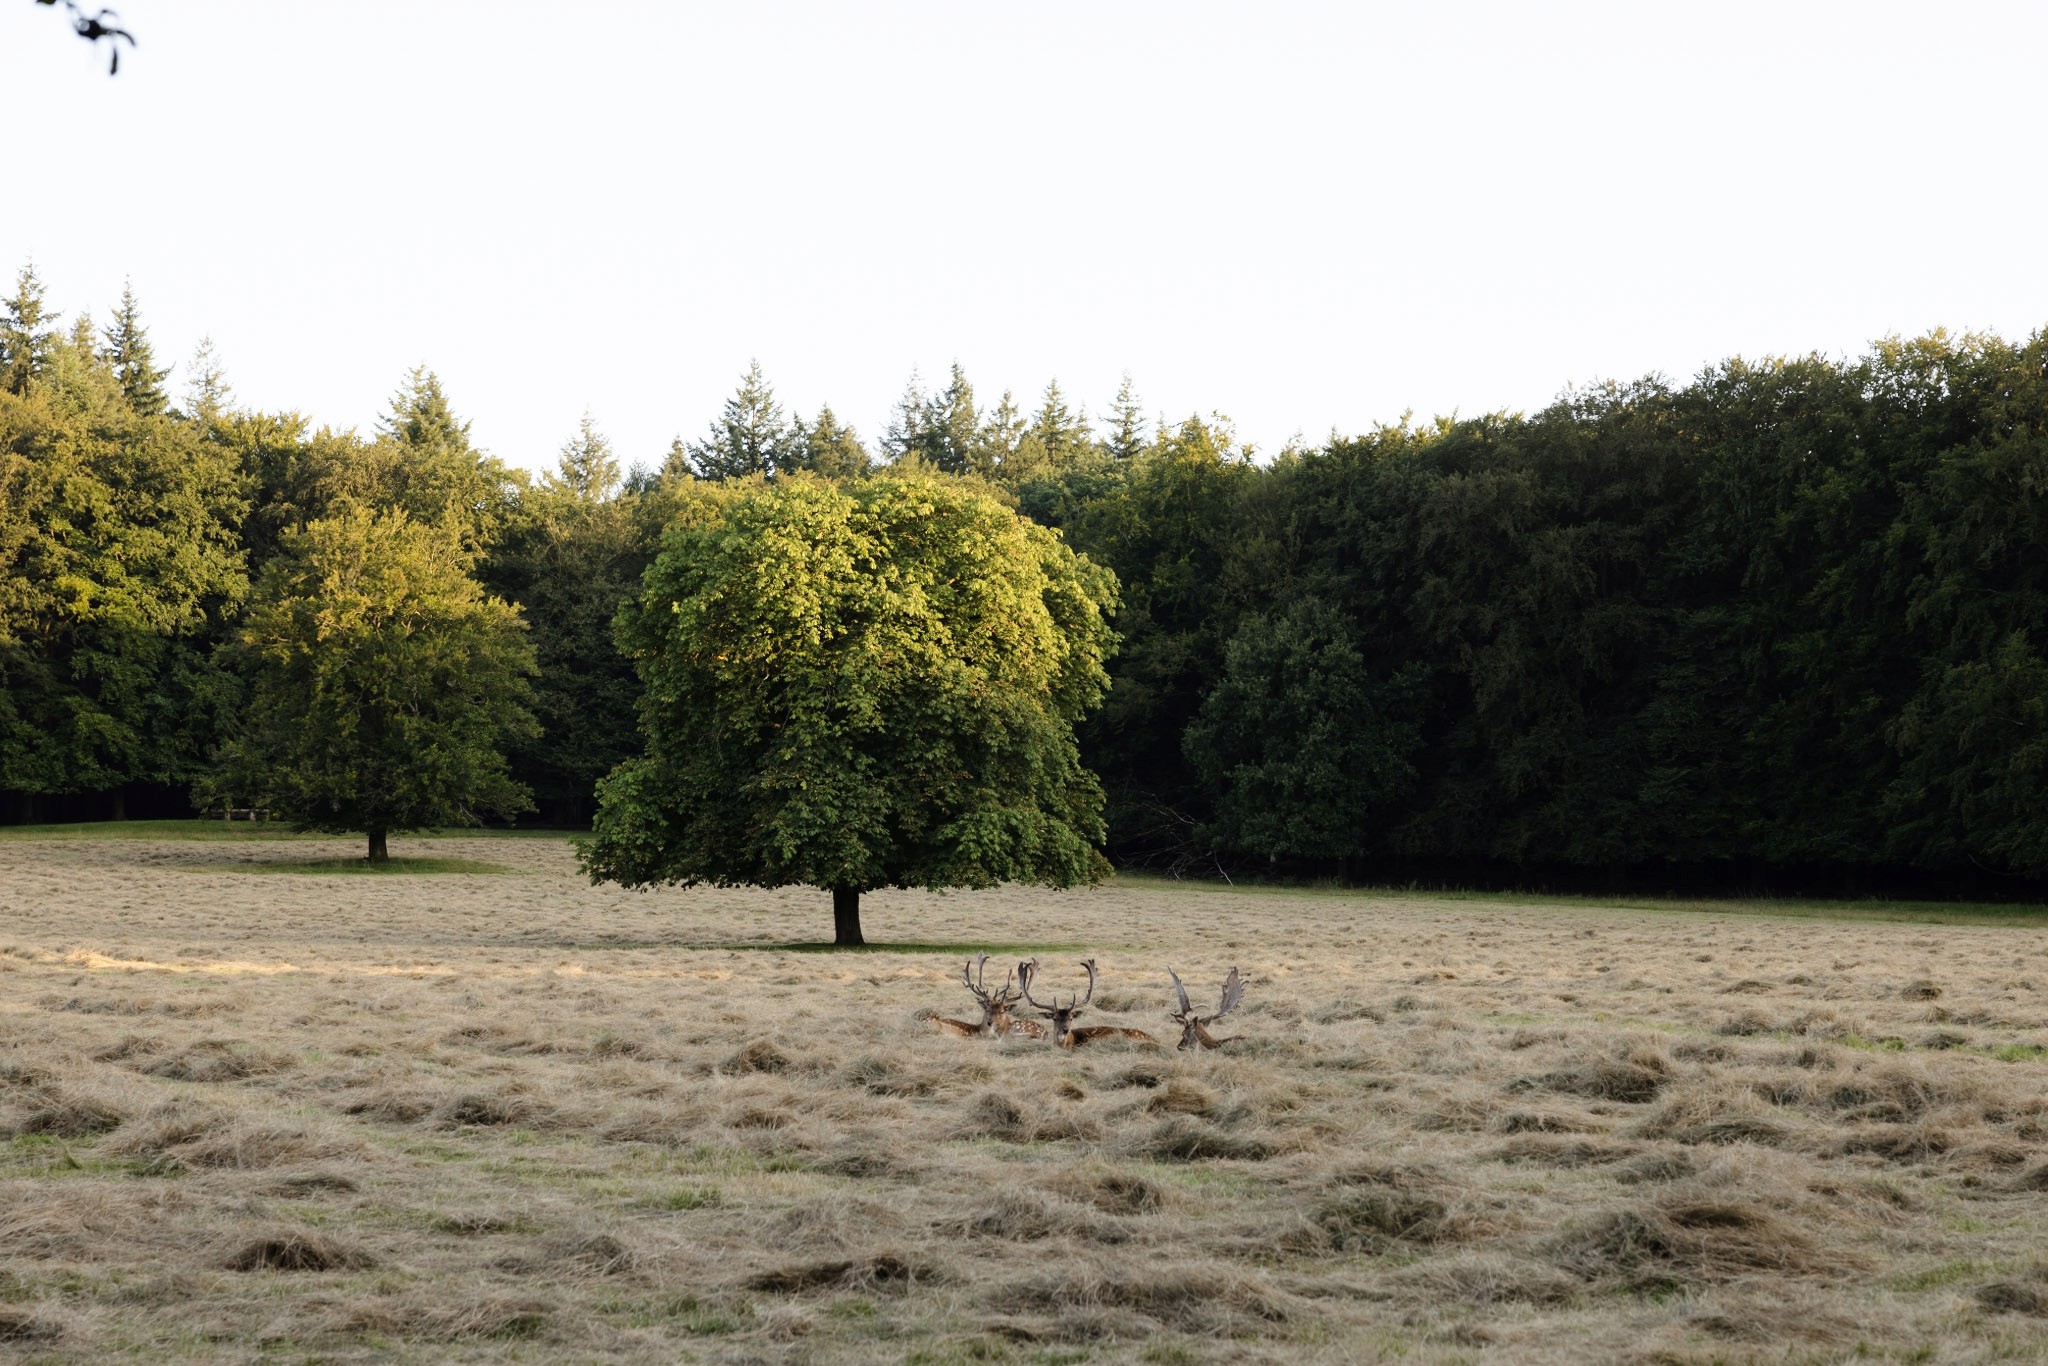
[2,828,2048,1363]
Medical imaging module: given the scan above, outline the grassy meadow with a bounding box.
[3,826,2048,1363]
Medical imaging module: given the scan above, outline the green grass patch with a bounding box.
[1888,1257,2006,1292]
[0,819,321,843]
[489,1310,548,1340]
[1838,1033,1912,1054]
[643,1187,722,1211]
[0,819,574,844]
[600,1292,750,1335]
[182,856,510,875]
[3,1135,171,1181]
[1106,870,2048,927]
[393,1140,483,1163]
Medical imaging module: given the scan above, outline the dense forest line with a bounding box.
[4,263,2045,896]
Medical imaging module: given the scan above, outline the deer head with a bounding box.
[961,952,1025,1036]
[1018,957,1096,1045]
[1167,966,1244,1050]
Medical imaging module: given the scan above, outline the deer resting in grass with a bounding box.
[928,952,1046,1039]
[1167,965,1244,1050]
[1018,958,1156,1047]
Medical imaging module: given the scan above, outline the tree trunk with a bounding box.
[110,788,126,822]
[368,829,389,864]
[832,885,864,947]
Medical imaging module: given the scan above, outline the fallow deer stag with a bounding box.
[1166,966,1244,1050]
[928,953,1046,1039]
[1018,958,1157,1047]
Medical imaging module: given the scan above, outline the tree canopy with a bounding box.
[8,260,2048,903]
[580,472,1118,944]
[0,278,247,816]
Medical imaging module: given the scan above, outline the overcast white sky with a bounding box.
[6,1,2045,472]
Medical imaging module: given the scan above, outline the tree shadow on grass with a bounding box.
[184,857,511,875]
[719,941,1089,955]
[529,940,1088,955]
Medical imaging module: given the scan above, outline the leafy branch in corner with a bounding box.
[34,0,134,73]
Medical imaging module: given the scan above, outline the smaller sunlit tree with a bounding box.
[206,506,537,862]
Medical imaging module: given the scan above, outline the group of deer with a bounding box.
[930,953,1245,1050]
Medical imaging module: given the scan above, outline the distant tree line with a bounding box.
[3,261,2044,894]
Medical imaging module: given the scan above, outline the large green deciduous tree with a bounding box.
[207,507,537,861]
[581,472,1119,945]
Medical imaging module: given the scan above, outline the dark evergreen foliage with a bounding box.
[489,417,645,825]
[1028,332,2048,892]
[100,280,168,415]
[790,404,871,479]
[687,361,801,480]
[0,264,58,396]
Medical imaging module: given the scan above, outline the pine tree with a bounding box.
[183,336,233,421]
[977,389,1026,481]
[372,365,522,549]
[1031,379,1093,470]
[380,365,472,453]
[1104,373,1148,462]
[687,360,798,480]
[100,280,169,415]
[792,405,872,479]
[880,369,930,465]
[928,362,980,474]
[1,263,58,397]
[549,412,621,499]
[660,435,691,482]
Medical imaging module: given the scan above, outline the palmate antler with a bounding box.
[1166,966,1244,1050]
